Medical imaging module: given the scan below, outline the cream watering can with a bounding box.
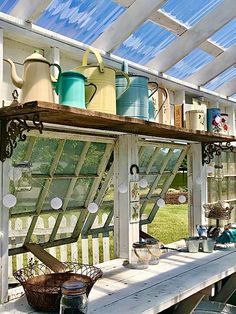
[5,50,61,103]
[73,47,130,115]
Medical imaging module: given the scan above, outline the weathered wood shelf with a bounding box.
[0,101,235,143]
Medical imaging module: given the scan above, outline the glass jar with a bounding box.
[60,280,88,314]
[146,238,161,265]
[132,241,150,269]
[214,164,224,181]
[13,161,32,191]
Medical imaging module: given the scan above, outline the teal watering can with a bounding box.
[53,71,97,108]
[116,62,158,120]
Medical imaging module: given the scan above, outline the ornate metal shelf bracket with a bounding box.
[202,142,234,165]
[0,114,43,162]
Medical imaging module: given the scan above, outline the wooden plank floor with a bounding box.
[1,247,236,314]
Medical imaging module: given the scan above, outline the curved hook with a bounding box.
[130,164,139,175]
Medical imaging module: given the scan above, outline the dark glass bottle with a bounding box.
[60,280,88,314]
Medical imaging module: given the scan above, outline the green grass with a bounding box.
[147,204,188,244]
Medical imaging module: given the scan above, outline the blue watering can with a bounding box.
[116,62,158,120]
[53,71,97,109]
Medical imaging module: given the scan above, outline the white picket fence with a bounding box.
[8,213,113,282]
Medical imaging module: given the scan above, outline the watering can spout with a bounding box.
[5,58,23,88]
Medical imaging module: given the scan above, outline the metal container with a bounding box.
[186,109,205,131]
[221,113,229,135]
[13,161,32,191]
[116,75,157,120]
[185,237,200,253]
[53,71,96,109]
[74,47,129,114]
[201,239,215,253]
[207,108,221,132]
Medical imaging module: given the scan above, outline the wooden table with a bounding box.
[1,247,236,314]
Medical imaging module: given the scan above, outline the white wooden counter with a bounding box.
[1,247,236,314]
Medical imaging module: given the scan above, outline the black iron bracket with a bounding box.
[202,142,234,165]
[0,114,43,162]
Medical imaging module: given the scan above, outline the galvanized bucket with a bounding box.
[53,71,96,108]
[116,76,157,120]
[74,47,129,114]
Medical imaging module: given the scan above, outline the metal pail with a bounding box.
[74,47,129,114]
[54,71,96,108]
[116,75,155,120]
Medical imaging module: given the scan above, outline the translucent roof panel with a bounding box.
[114,21,176,65]
[161,0,224,27]
[0,0,19,13]
[210,18,236,49]
[204,67,236,90]
[166,48,214,80]
[36,0,125,44]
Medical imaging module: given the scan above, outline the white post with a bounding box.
[50,46,60,104]
[0,28,10,304]
[188,143,207,236]
[114,134,139,262]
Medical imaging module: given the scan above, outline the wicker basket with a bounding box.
[203,201,233,220]
[14,262,102,312]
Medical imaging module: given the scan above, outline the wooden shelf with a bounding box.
[0,101,235,143]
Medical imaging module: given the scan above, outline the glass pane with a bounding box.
[11,179,46,215]
[69,178,94,207]
[55,140,85,174]
[55,212,80,240]
[139,146,155,172]
[11,137,30,164]
[166,149,182,171]
[80,143,106,174]
[152,148,170,172]
[43,179,71,211]
[31,138,59,174]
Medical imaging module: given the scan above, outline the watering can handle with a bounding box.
[50,63,62,81]
[82,47,105,73]
[148,82,159,98]
[85,82,97,105]
[116,71,130,99]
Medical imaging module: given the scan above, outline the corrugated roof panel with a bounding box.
[166,48,214,80]
[36,0,125,44]
[113,21,176,65]
[210,18,236,48]
[204,67,236,90]
[161,0,223,27]
[0,0,19,13]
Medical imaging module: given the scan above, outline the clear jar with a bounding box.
[60,280,88,314]
[146,238,161,265]
[132,242,150,269]
[13,161,32,191]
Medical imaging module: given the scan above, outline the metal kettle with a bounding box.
[5,50,61,103]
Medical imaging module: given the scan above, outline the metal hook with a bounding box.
[130,164,139,175]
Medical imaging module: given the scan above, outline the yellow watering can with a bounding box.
[74,47,130,115]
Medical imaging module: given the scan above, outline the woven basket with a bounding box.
[14,262,102,312]
[203,201,233,220]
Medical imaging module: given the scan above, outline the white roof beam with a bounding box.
[214,75,236,96]
[116,0,224,57]
[93,0,167,52]
[186,44,236,86]
[146,0,236,72]
[10,0,52,22]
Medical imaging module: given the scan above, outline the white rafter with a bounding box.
[146,0,236,72]
[10,0,52,22]
[116,0,224,57]
[186,44,236,86]
[215,75,236,96]
[93,0,167,52]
